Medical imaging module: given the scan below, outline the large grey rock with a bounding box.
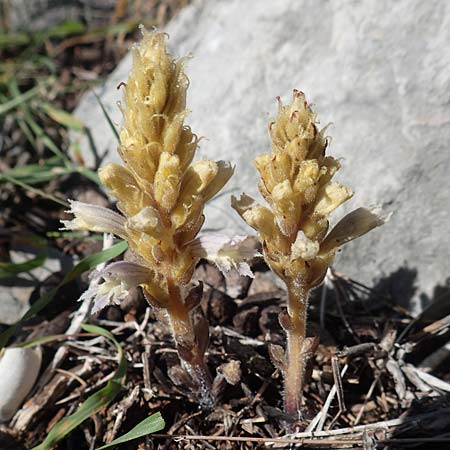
[72,0,450,311]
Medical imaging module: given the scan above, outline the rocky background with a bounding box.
[2,0,449,313]
[69,0,450,312]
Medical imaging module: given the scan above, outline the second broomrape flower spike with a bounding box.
[232,90,387,423]
[61,28,258,407]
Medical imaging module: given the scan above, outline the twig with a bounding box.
[153,433,362,447]
[229,374,274,435]
[216,326,265,346]
[314,363,348,432]
[142,344,152,398]
[153,406,450,447]
[54,368,88,389]
[105,386,140,443]
[127,307,151,341]
[353,371,381,426]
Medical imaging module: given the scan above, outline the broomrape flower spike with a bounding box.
[232,90,387,422]
[62,29,258,407]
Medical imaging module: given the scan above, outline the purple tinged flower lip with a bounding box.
[61,200,127,239]
[101,261,150,285]
[319,207,389,255]
[81,261,150,313]
[188,233,261,278]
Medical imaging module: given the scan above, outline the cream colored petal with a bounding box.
[291,231,320,260]
[176,127,197,173]
[99,163,149,216]
[61,200,127,238]
[126,206,164,238]
[293,160,320,193]
[254,153,271,174]
[242,205,279,238]
[189,233,260,278]
[231,193,257,218]
[180,160,218,198]
[117,144,158,184]
[231,194,277,237]
[154,152,181,211]
[312,183,353,217]
[271,180,300,236]
[320,207,389,255]
[169,160,231,231]
[202,160,234,202]
[148,68,168,113]
[162,112,186,154]
[170,195,203,230]
[319,156,341,185]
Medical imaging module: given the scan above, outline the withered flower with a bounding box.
[232,90,386,420]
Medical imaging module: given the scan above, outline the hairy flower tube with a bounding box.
[232,90,386,420]
[62,29,257,406]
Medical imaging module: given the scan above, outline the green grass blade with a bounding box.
[45,20,86,39]
[61,240,128,285]
[0,84,41,115]
[0,31,30,48]
[0,240,128,349]
[95,413,165,450]
[32,324,127,450]
[1,173,69,206]
[15,333,69,348]
[0,168,69,185]
[75,166,102,185]
[46,231,103,240]
[93,91,120,143]
[40,103,84,131]
[32,383,122,450]
[0,253,47,279]
[24,113,69,162]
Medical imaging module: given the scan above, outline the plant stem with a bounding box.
[166,281,213,408]
[284,280,309,420]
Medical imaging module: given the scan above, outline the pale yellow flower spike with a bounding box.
[232,90,386,423]
[104,29,237,405]
[64,29,247,407]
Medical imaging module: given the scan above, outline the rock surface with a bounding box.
[72,0,450,311]
[0,247,73,325]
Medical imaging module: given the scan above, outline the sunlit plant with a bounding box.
[232,90,386,421]
[62,29,257,406]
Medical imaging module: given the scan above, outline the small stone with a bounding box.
[0,347,42,422]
